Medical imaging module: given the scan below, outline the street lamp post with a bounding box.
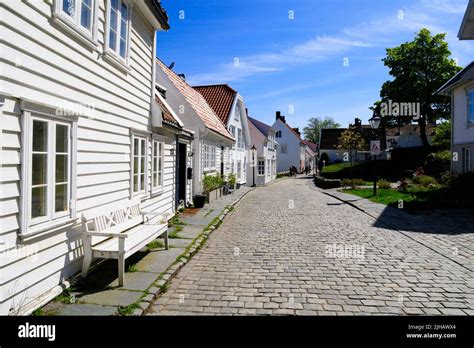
[369,115,381,196]
[251,145,257,187]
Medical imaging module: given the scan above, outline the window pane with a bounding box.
[153,173,157,187]
[140,174,145,190]
[109,30,117,51]
[33,120,48,152]
[140,156,145,173]
[62,0,75,17]
[55,154,68,183]
[32,154,48,186]
[119,39,126,58]
[469,102,474,122]
[31,186,47,218]
[133,174,138,192]
[111,0,119,10]
[80,2,92,30]
[120,2,128,20]
[56,124,68,153]
[55,183,68,212]
[140,139,145,156]
[133,157,138,174]
[133,138,139,156]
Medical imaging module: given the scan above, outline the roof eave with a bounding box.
[458,0,474,39]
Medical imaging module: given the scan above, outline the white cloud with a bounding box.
[188,0,472,85]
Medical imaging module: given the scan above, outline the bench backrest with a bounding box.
[81,198,144,234]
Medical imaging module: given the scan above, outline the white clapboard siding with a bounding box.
[0,0,174,315]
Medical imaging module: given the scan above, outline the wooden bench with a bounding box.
[81,198,169,286]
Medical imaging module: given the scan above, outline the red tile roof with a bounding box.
[303,140,318,152]
[193,85,237,125]
[155,95,181,127]
[156,60,234,141]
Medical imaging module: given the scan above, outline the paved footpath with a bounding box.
[147,177,473,316]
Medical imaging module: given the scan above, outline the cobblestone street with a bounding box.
[147,177,473,316]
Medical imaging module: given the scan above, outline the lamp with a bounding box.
[369,115,381,130]
[368,115,381,196]
[250,145,257,187]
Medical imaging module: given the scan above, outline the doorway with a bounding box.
[177,142,187,206]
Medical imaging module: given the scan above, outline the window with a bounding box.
[280,143,288,154]
[152,139,164,191]
[237,129,245,149]
[463,148,471,173]
[54,0,98,46]
[229,126,236,149]
[30,118,71,225]
[258,160,265,176]
[106,0,130,61]
[132,135,147,195]
[276,131,282,138]
[202,144,216,169]
[468,91,474,123]
[237,161,241,179]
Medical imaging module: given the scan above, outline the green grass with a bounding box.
[32,308,45,316]
[169,226,183,239]
[127,264,138,273]
[117,302,141,316]
[168,215,187,227]
[321,162,352,173]
[343,186,474,211]
[147,239,164,249]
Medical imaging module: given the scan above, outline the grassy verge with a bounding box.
[343,187,474,211]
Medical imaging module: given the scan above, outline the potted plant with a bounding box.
[227,173,236,194]
[193,194,206,208]
[202,174,224,203]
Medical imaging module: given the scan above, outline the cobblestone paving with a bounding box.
[147,178,474,316]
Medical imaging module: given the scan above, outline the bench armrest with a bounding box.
[84,231,128,239]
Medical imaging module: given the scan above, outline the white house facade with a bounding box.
[155,62,235,196]
[0,0,184,315]
[436,5,474,174]
[194,85,251,187]
[438,63,474,174]
[247,117,277,186]
[272,112,305,173]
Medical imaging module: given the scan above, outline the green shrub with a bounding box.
[227,173,237,187]
[202,174,224,193]
[341,178,364,188]
[378,179,391,189]
[413,174,439,188]
[424,150,451,179]
[277,172,291,178]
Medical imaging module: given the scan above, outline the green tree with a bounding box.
[432,120,451,150]
[303,117,341,143]
[336,128,366,165]
[380,28,461,148]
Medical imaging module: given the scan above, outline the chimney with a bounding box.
[293,127,300,135]
[177,73,186,81]
[276,111,285,123]
[354,118,362,133]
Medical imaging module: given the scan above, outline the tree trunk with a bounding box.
[418,117,430,148]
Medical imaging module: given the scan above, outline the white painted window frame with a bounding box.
[202,143,217,171]
[53,0,99,49]
[130,132,148,198]
[151,134,165,194]
[463,147,471,173]
[237,128,244,149]
[257,160,265,176]
[104,0,133,71]
[20,102,78,237]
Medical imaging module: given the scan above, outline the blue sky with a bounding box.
[157,0,474,132]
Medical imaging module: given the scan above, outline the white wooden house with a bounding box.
[194,85,251,187]
[436,2,474,174]
[155,61,235,196]
[272,112,306,173]
[0,0,189,315]
[247,117,277,186]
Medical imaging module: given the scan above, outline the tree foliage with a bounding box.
[303,117,341,144]
[380,28,461,147]
[432,120,451,150]
[336,128,366,152]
